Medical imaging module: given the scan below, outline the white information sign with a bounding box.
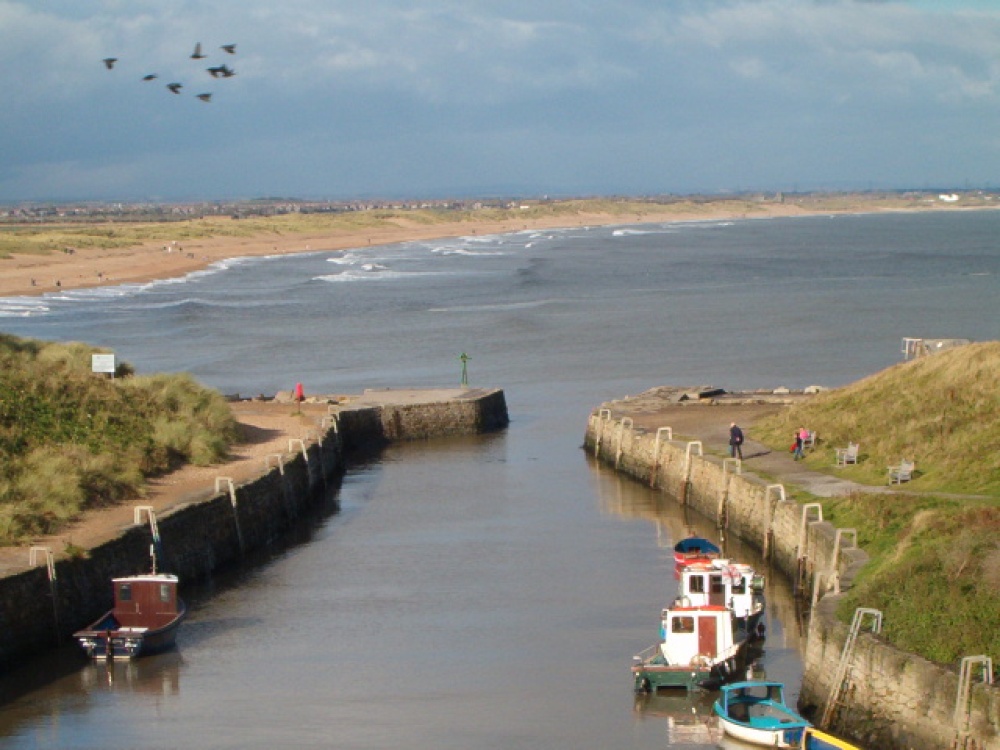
[92,354,116,374]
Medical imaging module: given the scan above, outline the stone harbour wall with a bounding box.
[0,388,509,668]
[584,411,999,750]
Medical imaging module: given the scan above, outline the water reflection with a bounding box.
[76,650,182,697]
[632,690,721,747]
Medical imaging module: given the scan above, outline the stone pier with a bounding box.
[0,387,509,668]
[583,391,999,750]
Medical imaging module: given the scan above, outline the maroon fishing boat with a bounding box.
[74,572,185,660]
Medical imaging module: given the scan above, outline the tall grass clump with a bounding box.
[0,333,237,544]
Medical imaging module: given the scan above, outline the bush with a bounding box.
[0,333,236,544]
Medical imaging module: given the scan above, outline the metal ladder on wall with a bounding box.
[954,655,994,739]
[820,607,883,728]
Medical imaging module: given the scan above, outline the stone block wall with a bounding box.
[0,388,509,669]
[585,411,999,750]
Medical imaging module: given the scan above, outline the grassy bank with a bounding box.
[0,334,236,544]
[753,342,1000,664]
[0,199,688,259]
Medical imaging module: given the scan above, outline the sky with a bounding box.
[2,0,1000,202]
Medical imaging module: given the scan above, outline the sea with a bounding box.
[0,209,997,749]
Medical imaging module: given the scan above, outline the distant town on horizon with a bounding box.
[2,188,999,223]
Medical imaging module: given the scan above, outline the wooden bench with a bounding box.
[888,459,915,484]
[835,442,859,466]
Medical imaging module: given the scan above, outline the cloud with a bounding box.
[2,0,1000,200]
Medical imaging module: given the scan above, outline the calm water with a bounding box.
[0,210,997,748]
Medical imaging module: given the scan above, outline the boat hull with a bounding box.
[633,644,749,692]
[633,662,716,692]
[713,681,811,749]
[718,717,808,748]
[801,727,864,750]
[74,602,186,660]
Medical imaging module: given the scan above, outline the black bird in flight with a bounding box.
[196,93,212,102]
[103,58,117,69]
[191,42,205,59]
[221,44,236,54]
[207,64,236,78]
[167,82,183,94]
[142,73,158,81]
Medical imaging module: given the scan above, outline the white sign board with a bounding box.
[92,354,116,374]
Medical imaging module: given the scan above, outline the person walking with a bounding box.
[729,422,744,460]
[793,426,807,460]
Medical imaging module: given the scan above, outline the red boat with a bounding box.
[74,573,186,660]
[673,536,721,566]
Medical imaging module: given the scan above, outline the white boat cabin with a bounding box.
[675,559,764,623]
[658,604,742,666]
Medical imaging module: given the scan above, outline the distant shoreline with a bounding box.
[1,198,993,299]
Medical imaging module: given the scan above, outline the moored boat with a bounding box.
[673,536,721,566]
[74,573,185,660]
[675,558,766,638]
[632,603,749,692]
[713,681,811,748]
[799,726,866,750]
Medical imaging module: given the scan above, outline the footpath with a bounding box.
[597,386,883,498]
[0,399,328,576]
[0,387,493,577]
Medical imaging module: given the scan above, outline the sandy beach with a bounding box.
[0,199,939,299]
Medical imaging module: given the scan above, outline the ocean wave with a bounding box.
[427,299,561,313]
[118,297,297,311]
[0,299,51,317]
[430,245,507,257]
[612,228,659,237]
[327,251,397,266]
[314,268,457,283]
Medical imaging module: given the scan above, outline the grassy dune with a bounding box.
[0,199,706,258]
[754,342,1000,664]
[0,194,929,260]
[0,334,236,544]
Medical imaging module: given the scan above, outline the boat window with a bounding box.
[688,576,705,593]
[710,575,725,593]
[671,616,695,634]
[159,584,171,602]
[118,583,132,601]
[731,577,746,594]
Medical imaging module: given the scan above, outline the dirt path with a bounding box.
[0,400,329,576]
[597,387,874,497]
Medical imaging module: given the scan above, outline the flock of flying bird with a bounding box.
[102,42,236,102]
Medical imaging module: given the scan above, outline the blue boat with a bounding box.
[672,536,721,565]
[713,681,811,748]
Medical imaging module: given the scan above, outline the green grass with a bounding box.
[753,341,1000,665]
[754,341,1000,495]
[0,333,237,544]
[822,494,1000,663]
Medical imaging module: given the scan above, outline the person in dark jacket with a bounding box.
[729,422,744,459]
